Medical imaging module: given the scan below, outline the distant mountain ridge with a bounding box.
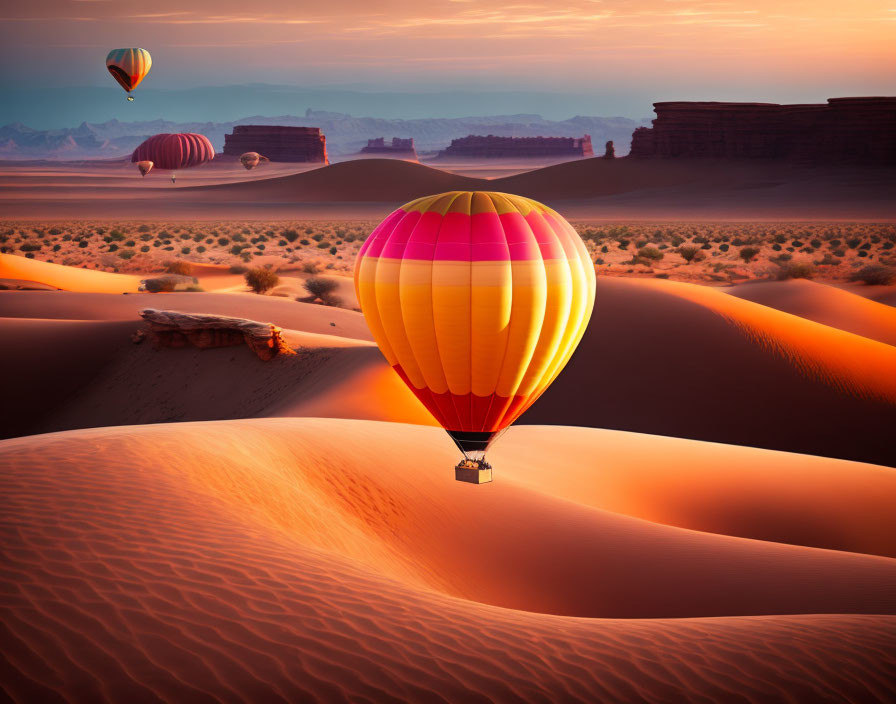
[0,110,647,161]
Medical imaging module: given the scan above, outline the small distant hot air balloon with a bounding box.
[136,160,153,177]
[354,191,595,484]
[106,48,152,101]
[131,133,214,184]
[240,152,269,170]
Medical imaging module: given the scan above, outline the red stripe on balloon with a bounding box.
[393,364,528,432]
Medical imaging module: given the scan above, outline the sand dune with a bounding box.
[2,156,894,219]
[0,290,371,339]
[5,311,893,560]
[2,419,894,702]
[725,278,896,346]
[497,425,896,558]
[3,274,895,466]
[0,253,145,293]
[525,276,896,466]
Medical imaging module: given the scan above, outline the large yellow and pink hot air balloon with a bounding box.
[106,48,152,101]
[354,191,595,483]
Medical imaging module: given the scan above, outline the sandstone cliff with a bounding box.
[629,97,896,164]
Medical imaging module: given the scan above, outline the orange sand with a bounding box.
[2,419,895,702]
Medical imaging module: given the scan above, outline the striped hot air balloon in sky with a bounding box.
[354,191,595,480]
[106,48,152,100]
[131,133,214,183]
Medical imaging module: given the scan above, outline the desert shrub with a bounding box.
[196,245,206,253]
[143,277,177,293]
[283,229,299,243]
[304,276,339,303]
[316,241,330,249]
[739,246,760,262]
[300,239,310,246]
[312,233,325,242]
[849,265,896,285]
[858,250,869,258]
[165,260,193,275]
[776,262,815,280]
[52,244,61,251]
[125,239,136,247]
[108,243,119,252]
[181,247,191,255]
[138,224,151,233]
[78,240,88,248]
[228,264,248,274]
[846,238,860,249]
[719,243,729,251]
[118,249,136,259]
[301,261,320,274]
[48,227,62,236]
[108,230,126,241]
[678,245,703,264]
[637,246,664,262]
[19,242,41,252]
[218,237,230,246]
[245,267,279,294]
[229,244,246,255]
[617,238,630,250]
[329,246,337,255]
[140,245,150,253]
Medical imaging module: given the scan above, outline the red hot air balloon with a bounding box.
[131,133,214,184]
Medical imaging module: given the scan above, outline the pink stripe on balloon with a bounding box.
[359,208,404,257]
[525,212,566,260]
[366,210,419,258]
[403,210,443,260]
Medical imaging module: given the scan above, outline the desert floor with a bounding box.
[2,242,896,702]
[2,154,896,702]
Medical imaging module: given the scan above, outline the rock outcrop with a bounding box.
[439,134,594,159]
[138,309,293,361]
[603,141,616,159]
[360,137,418,159]
[223,125,328,163]
[629,97,896,164]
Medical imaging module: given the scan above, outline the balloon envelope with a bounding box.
[354,191,595,457]
[136,160,153,176]
[106,48,152,94]
[131,134,214,171]
[240,152,269,170]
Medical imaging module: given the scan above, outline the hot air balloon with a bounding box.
[106,48,152,101]
[136,160,153,177]
[240,152,269,170]
[354,191,595,484]
[131,133,214,184]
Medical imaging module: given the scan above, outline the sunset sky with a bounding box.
[1,1,893,122]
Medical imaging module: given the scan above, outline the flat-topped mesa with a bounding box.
[629,97,896,164]
[360,137,418,158]
[439,134,594,159]
[222,125,328,163]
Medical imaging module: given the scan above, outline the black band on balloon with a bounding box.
[446,430,496,454]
